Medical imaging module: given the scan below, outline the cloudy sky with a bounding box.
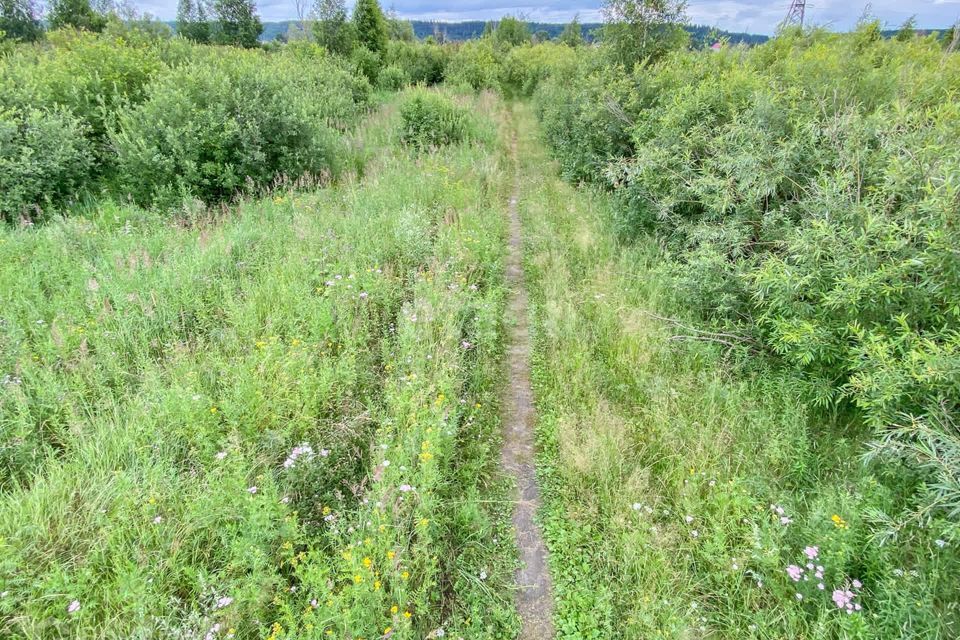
[142,0,959,35]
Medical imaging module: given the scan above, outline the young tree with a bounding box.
[212,0,262,47]
[896,15,916,42]
[352,0,387,56]
[48,0,109,32]
[0,0,43,41]
[312,0,355,54]
[492,15,530,48]
[177,0,210,42]
[601,0,689,65]
[559,14,584,47]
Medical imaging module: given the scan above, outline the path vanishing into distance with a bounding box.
[500,113,556,638]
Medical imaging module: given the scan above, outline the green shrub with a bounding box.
[609,34,960,431]
[534,53,638,184]
[537,27,960,527]
[384,39,447,85]
[500,41,579,97]
[376,63,408,90]
[491,15,530,49]
[352,0,387,57]
[350,44,380,83]
[111,48,365,207]
[0,107,91,222]
[444,39,501,92]
[398,90,477,149]
[0,28,167,170]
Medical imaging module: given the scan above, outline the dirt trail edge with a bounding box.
[500,122,555,638]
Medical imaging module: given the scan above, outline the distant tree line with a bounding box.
[2,0,955,51]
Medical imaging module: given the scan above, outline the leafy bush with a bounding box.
[500,42,579,97]
[111,47,367,206]
[376,63,408,90]
[613,32,960,429]
[537,26,960,525]
[534,53,640,183]
[444,39,501,92]
[490,15,530,49]
[350,44,380,83]
[352,0,387,57]
[398,90,478,149]
[0,28,178,176]
[384,39,447,85]
[0,107,91,222]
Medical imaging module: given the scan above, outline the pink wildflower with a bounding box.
[786,565,804,582]
[832,589,855,610]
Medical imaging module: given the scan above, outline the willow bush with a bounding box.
[0,107,90,222]
[112,44,368,207]
[0,32,370,218]
[535,25,960,520]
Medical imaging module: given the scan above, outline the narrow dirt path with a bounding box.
[500,119,555,638]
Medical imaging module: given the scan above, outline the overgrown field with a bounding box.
[515,22,960,640]
[0,85,523,638]
[2,10,960,640]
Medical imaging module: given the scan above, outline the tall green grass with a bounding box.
[0,90,518,639]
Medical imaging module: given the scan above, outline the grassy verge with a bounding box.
[514,99,958,640]
[0,89,519,639]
